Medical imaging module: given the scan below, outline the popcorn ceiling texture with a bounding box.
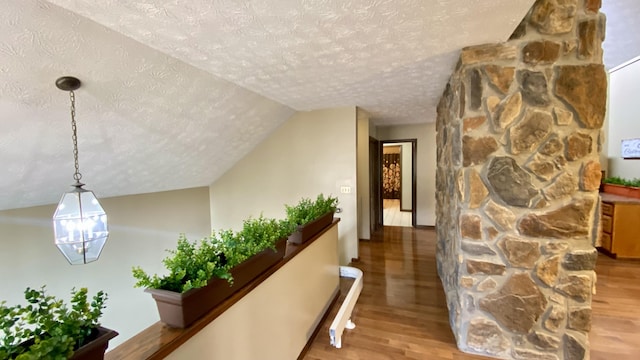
[0,0,535,211]
[436,0,606,358]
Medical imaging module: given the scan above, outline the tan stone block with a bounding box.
[468,170,488,209]
[483,200,516,231]
[543,172,578,200]
[578,19,597,59]
[483,65,515,94]
[568,307,592,331]
[495,92,523,131]
[529,0,577,34]
[463,116,486,133]
[477,277,498,292]
[466,318,509,356]
[462,136,499,167]
[536,255,559,287]
[510,109,552,155]
[554,107,574,126]
[555,65,607,129]
[556,274,592,302]
[460,213,482,240]
[522,41,561,65]
[518,199,594,238]
[461,44,517,65]
[581,161,601,191]
[461,276,475,288]
[467,259,506,275]
[544,305,566,332]
[566,132,593,161]
[486,96,501,115]
[499,236,541,268]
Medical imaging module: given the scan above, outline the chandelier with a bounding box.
[52,76,109,265]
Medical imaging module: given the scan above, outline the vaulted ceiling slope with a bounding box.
[2,0,636,211]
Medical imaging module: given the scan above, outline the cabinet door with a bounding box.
[611,203,640,258]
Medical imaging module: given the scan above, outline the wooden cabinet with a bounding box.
[600,196,640,259]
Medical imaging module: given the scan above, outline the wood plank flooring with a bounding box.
[303,227,640,360]
[383,199,412,227]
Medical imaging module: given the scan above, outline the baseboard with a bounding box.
[415,225,435,230]
[400,209,412,212]
[350,257,361,264]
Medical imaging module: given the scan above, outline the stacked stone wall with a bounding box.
[436,0,606,359]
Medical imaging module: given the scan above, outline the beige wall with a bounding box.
[607,58,640,179]
[357,108,371,240]
[0,187,211,349]
[377,123,436,226]
[209,107,358,265]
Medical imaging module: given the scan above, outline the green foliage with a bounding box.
[285,194,338,227]
[132,234,230,293]
[0,287,107,360]
[132,215,291,293]
[603,176,640,188]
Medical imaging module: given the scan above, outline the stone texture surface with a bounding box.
[469,68,483,110]
[484,65,515,94]
[488,157,539,208]
[536,255,559,287]
[477,277,497,292]
[463,136,499,167]
[461,214,482,240]
[467,259,506,275]
[510,109,552,154]
[519,70,550,107]
[484,200,516,231]
[500,236,541,268]
[556,275,592,302]
[568,307,592,331]
[518,199,594,238]
[466,318,509,356]
[527,156,557,181]
[461,43,518,65]
[530,0,577,34]
[553,107,574,126]
[529,330,561,350]
[566,132,593,161]
[563,248,598,270]
[545,305,567,332]
[468,170,488,208]
[522,40,560,65]
[540,137,564,156]
[555,65,607,129]
[564,333,586,360]
[463,116,486,133]
[578,19,597,59]
[581,161,601,191]
[513,348,559,360]
[480,273,547,333]
[436,0,603,357]
[544,172,578,200]
[462,241,497,256]
[494,92,523,131]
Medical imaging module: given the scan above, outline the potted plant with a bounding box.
[602,176,640,199]
[0,286,117,360]
[132,215,291,328]
[285,194,338,244]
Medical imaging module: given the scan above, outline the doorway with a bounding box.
[378,139,417,227]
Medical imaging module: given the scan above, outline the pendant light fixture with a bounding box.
[52,76,109,265]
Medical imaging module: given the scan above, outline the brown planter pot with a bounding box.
[146,239,286,328]
[287,211,334,244]
[71,326,118,360]
[603,183,640,199]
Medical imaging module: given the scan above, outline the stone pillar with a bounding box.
[436,1,606,359]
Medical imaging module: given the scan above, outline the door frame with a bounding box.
[380,139,417,227]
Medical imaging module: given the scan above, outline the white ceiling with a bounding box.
[0,0,636,211]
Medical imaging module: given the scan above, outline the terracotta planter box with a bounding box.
[602,183,640,199]
[71,326,119,360]
[287,211,334,244]
[146,239,286,328]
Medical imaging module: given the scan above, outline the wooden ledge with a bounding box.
[106,219,340,360]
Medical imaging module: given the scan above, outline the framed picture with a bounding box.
[621,138,640,159]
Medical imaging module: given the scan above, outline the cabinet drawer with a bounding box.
[601,215,613,234]
[601,232,612,251]
[602,202,614,216]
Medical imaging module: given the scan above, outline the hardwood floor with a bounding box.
[303,227,640,360]
[383,199,412,227]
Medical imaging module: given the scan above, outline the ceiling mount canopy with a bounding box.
[52,76,109,265]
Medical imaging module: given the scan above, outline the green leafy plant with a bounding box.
[285,194,339,227]
[603,176,640,188]
[132,215,291,293]
[0,287,107,360]
[132,234,230,293]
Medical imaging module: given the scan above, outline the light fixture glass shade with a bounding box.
[53,186,109,265]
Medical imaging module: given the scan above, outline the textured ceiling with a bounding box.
[602,0,640,69]
[1,0,634,211]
